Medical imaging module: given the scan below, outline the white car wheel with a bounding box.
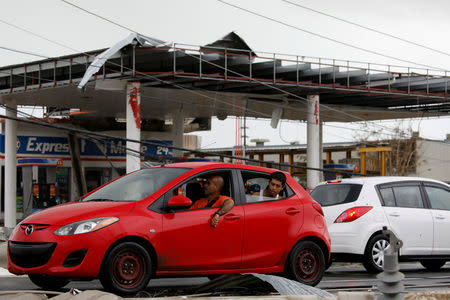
[363,234,390,273]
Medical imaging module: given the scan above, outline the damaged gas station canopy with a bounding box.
[78,33,169,90]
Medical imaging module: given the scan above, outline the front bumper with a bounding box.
[7,225,113,278]
[9,241,57,268]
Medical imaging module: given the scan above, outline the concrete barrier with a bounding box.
[336,292,375,300]
[405,291,450,300]
[51,290,122,300]
[1,289,450,300]
[0,292,46,300]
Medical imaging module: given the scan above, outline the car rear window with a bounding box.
[310,183,363,207]
[82,167,190,202]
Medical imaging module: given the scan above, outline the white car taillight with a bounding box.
[334,206,373,223]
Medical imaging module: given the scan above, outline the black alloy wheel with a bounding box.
[286,241,325,286]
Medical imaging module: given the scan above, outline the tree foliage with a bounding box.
[353,122,418,176]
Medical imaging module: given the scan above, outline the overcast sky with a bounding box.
[1,0,449,147]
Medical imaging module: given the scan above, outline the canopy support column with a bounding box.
[4,100,17,231]
[126,82,141,173]
[307,94,321,189]
[172,109,184,158]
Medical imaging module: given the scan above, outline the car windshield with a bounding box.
[82,167,190,202]
[310,183,362,207]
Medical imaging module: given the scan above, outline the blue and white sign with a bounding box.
[17,158,60,166]
[0,135,173,158]
[324,164,358,171]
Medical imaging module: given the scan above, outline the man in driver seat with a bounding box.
[190,175,234,227]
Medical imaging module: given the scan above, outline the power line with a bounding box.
[0,15,282,121]
[0,41,427,142]
[0,45,276,120]
[216,0,446,71]
[282,0,450,58]
[1,17,440,171]
[60,0,136,34]
[58,0,165,45]
[0,45,50,59]
[0,18,80,54]
[0,104,146,161]
[172,49,434,139]
[2,47,419,141]
[0,112,368,176]
[0,13,435,141]
[0,26,362,126]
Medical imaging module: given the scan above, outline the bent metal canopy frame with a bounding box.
[0,33,449,123]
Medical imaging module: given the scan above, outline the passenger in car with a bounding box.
[190,175,234,227]
[253,172,286,200]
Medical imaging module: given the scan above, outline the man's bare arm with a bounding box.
[211,198,235,227]
[216,198,234,216]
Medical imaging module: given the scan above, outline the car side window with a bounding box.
[167,171,233,211]
[240,171,293,204]
[392,185,424,208]
[379,187,396,207]
[425,186,450,211]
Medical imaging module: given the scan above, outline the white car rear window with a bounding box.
[310,184,362,207]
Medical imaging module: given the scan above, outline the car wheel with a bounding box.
[28,274,69,290]
[100,242,152,295]
[363,234,390,273]
[286,241,325,286]
[420,260,446,271]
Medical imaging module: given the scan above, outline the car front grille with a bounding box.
[8,241,57,268]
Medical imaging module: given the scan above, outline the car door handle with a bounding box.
[389,213,400,217]
[224,214,240,221]
[286,208,301,215]
[435,215,445,220]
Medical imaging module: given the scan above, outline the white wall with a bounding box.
[416,139,450,182]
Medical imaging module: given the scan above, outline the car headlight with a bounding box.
[54,217,119,236]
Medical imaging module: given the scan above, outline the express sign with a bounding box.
[0,135,173,157]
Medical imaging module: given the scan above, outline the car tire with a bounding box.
[325,259,332,271]
[286,241,325,286]
[99,242,152,295]
[363,234,390,273]
[420,260,446,271]
[28,274,69,290]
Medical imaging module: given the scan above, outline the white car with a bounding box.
[310,176,450,273]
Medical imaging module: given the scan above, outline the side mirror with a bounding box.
[168,195,192,208]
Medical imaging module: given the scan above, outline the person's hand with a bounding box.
[211,213,220,227]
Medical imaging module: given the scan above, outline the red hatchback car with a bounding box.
[8,162,330,295]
